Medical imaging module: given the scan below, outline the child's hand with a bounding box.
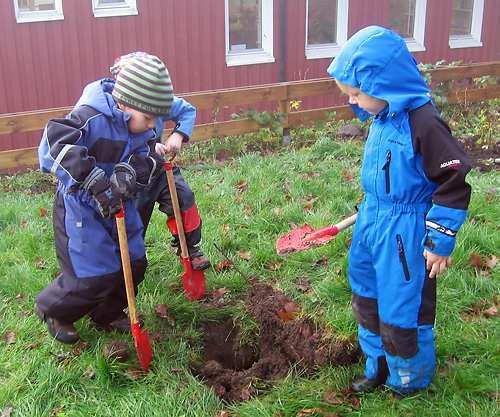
[423,250,451,278]
[163,132,184,155]
[155,142,168,156]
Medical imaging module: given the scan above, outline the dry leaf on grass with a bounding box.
[214,259,234,272]
[39,207,48,218]
[1,407,13,417]
[3,331,16,345]
[237,250,252,260]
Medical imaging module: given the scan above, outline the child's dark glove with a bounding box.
[128,153,164,186]
[110,162,137,199]
[82,167,122,218]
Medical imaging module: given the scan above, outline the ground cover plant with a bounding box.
[0,105,498,417]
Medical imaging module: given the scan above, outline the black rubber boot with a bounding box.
[172,240,211,271]
[34,303,80,344]
[352,356,389,393]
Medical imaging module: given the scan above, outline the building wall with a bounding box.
[0,0,498,151]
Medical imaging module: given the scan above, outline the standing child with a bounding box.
[110,52,210,271]
[35,54,174,343]
[327,26,471,395]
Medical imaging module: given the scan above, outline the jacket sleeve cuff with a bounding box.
[423,203,467,256]
[173,123,191,142]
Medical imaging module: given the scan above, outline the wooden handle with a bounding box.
[164,162,189,259]
[115,208,138,325]
[334,212,358,231]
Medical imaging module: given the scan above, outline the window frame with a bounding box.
[92,0,138,18]
[13,0,64,23]
[397,0,427,52]
[449,0,484,49]
[305,0,349,60]
[225,0,275,67]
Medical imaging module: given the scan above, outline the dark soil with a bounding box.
[192,280,360,402]
[457,136,499,172]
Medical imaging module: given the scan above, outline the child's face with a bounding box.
[119,104,157,134]
[336,82,387,115]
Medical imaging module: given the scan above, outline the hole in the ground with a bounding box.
[191,280,361,403]
[201,320,259,371]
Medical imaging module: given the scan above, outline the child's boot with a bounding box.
[34,303,80,344]
[188,245,210,271]
[351,356,389,393]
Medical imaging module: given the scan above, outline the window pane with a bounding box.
[307,0,337,45]
[389,0,416,38]
[229,0,262,52]
[18,0,55,11]
[450,0,474,36]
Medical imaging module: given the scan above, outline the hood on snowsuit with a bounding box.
[327,25,431,121]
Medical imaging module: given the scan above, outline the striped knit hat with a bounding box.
[112,53,173,116]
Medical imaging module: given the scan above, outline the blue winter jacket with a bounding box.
[327,26,471,256]
[38,78,196,278]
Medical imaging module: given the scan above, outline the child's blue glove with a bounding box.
[82,167,122,218]
[110,162,137,199]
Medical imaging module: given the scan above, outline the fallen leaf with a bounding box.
[341,169,354,183]
[20,220,28,228]
[268,261,282,271]
[155,304,176,326]
[39,207,48,218]
[15,293,24,300]
[234,194,244,204]
[212,287,230,298]
[277,302,300,322]
[237,251,252,261]
[155,303,170,318]
[1,407,13,417]
[28,342,40,350]
[34,257,48,270]
[3,331,16,344]
[297,408,326,417]
[236,180,248,192]
[214,411,230,417]
[485,255,498,270]
[102,340,130,362]
[469,253,483,269]
[295,276,312,293]
[126,367,146,380]
[215,259,234,272]
[83,366,95,379]
[49,406,64,417]
[483,305,497,318]
[323,390,343,405]
[171,367,183,373]
[272,207,284,216]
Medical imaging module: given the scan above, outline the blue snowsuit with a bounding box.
[36,78,175,325]
[328,26,471,393]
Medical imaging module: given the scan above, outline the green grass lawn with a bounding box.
[0,126,498,417]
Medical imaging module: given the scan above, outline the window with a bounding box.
[449,0,484,48]
[13,0,63,23]
[92,0,138,18]
[305,0,349,59]
[388,0,427,52]
[225,0,274,67]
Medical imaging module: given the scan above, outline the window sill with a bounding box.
[305,44,343,60]
[405,39,426,52]
[93,7,138,18]
[449,36,483,49]
[226,50,275,67]
[15,11,64,23]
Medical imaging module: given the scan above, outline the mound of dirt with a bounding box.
[192,280,360,402]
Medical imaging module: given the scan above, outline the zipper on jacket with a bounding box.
[396,234,411,281]
[382,150,391,194]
